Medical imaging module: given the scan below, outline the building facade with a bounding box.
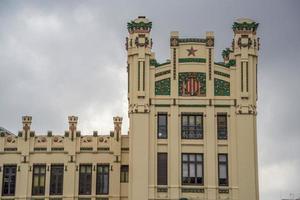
[0,16,260,200]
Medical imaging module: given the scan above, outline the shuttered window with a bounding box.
[157,153,168,185]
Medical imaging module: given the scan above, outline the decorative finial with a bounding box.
[232,18,259,34]
[22,116,32,133]
[68,116,78,133]
[127,16,152,34]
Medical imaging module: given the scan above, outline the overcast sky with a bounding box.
[0,0,299,199]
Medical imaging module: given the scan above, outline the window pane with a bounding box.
[196,116,202,126]
[196,163,202,177]
[196,154,202,162]
[182,154,188,162]
[182,116,188,126]
[189,163,195,177]
[189,154,195,161]
[159,115,167,125]
[220,164,227,179]
[189,116,195,125]
[182,163,188,177]
[219,155,227,162]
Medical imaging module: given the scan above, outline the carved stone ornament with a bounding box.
[129,104,150,113]
[238,37,252,48]
[206,37,214,47]
[236,104,257,115]
[36,136,47,143]
[53,136,63,143]
[6,136,16,144]
[82,136,92,143]
[170,37,179,47]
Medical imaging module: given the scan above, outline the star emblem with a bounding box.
[187,46,197,56]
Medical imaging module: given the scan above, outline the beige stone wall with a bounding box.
[0,116,129,200]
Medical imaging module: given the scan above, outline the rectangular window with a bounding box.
[157,113,168,139]
[32,164,46,196]
[50,165,64,195]
[181,114,203,139]
[2,165,17,196]
[182,153,203,185]
[217,114,228,139]
[79,165,92,195]
[120,165,129,183]
[218,154,229,186]
[96,165,109,195]
[157,153,168,185]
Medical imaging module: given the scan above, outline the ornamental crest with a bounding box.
[179,72,206,96]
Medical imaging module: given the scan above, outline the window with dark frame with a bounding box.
[50,165,64,195]
[157,113,168,139]
[79,164,92,195]
[157,153,168,185]
[182,153,203,185]
[218,154,229,186]
[181,114,203,139]
[32,164,46,196]
[217,113,228,139]
[120,165,129,183]
[96,165,109,195]
[2,165,17,196]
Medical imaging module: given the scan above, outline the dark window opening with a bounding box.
[157,153,168,185]
[96,165,109,195]
[50,165,64,195]
[181,114,203,139]
[120,165,129,183]
[182,153,203,185]
[32,164,46,196]
[79,165,92,195]
[217,114,228,139]
[2,165,17,196]
[218,154,229,186]
[157,113,168,139]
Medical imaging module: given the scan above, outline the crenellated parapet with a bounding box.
[0,116,128,154]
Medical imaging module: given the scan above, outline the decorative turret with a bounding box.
[113,116,122,142]
[232,18,260,114]
[21,116,32,141]
[126,16,152,113]
[68,116,78,141]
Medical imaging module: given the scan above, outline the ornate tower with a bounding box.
[126,16,152,200]
[232,18,260,200]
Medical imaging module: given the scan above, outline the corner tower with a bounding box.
[126,16,152,200]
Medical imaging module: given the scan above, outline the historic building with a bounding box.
[0,16,260,200]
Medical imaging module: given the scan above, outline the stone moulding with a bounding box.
[179,58,206,63]
[155,70,171,77]
[214,70,230,78]
[215,59,236,68]
[178,38,207,43]
[150,59,170,68]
